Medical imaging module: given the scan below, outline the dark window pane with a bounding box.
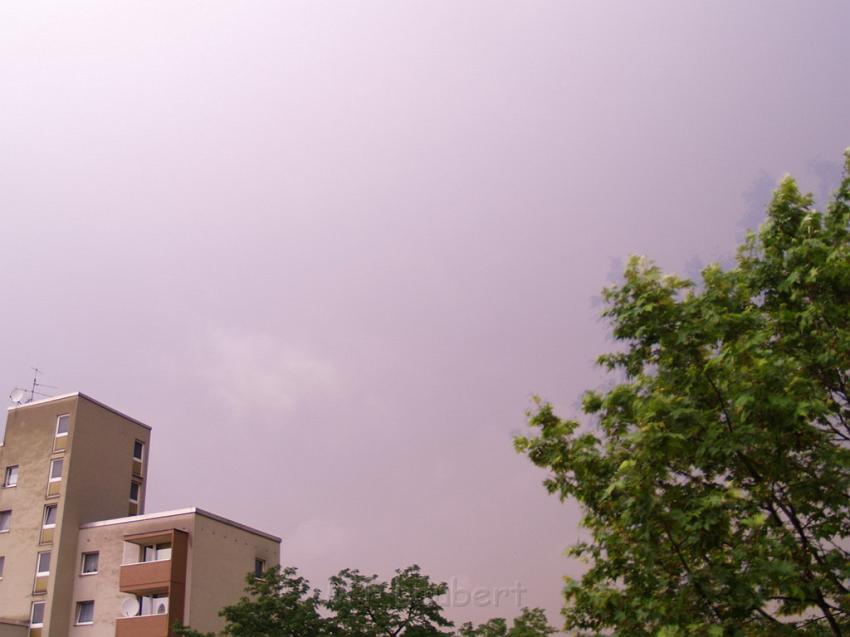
[82,552,99,573]
[37,552,50,573]
[77,601,94,624]
[31,602,45,626]
[4,466,19,487]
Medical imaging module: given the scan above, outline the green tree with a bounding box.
[459,618,509,637]
[459,608,555,637]
[326,565,454,637]
[515,151,850,636]
[174,565,330,637]
[509,608,557,637]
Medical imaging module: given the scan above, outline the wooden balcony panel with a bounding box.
[119,560,172,595]
[115,614,169,637]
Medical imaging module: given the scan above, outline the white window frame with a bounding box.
[43,504,57,529]
[3,465,18,488]
[0,510,11,533]
[36,551,51,577]
[129,481,140,504]
[75,600,95,625]
[30,601,46,628]
[141,543,172,563]
[254,558,266,578]
[55,414,70,437]
[133,440,145,462]
[81,552,99,575]
[0,555,5,579]
[49,458,64,483]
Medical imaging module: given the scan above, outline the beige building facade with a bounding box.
[0,393,281,637]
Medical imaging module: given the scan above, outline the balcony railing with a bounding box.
[116,528,188,637]
[119,559,172,595]
[115,614,169,637]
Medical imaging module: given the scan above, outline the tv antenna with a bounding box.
[9,368,58,405]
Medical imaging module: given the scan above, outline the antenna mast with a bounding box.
[9,368,58,405]
[30,367,41,403]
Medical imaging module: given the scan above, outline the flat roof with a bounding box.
[7,391,151,430]
[80,507,282,543]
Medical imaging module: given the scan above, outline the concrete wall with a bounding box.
[69,510,280,637]
[52,396,151,635]
[71,512,196,637]
[184,513,281,634]
[0,394,151,635]
[0,622,27,637]
[0,395,79,627]
[1,393,280,637]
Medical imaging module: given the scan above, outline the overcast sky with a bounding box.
[1,1,849,627]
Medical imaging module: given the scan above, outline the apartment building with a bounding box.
[0,393,280,637]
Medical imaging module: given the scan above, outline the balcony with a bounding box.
[119,559,172,595]
[115,614,169,637]
[115,528,188,637]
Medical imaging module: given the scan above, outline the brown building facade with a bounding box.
[0,394,281,637]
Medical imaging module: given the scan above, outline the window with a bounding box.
[81,552,99,574]
[254,558,266,578]
[56,414,70,436]
[132,440,145,479]
[0,510,10,533]
[36,551,51,577]
[75,600,94,625]
[141,543,171,562]
[49,458,64,482]
[140,594,169,616]
[40,504,58,545]
[0,555,5,578]
[30,602,45,628]
[43,504,57,528]
[128,480,142,516]
[3,466,18,488]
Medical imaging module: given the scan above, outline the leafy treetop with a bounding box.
[175,564,465,637]
[326,565,454,637]
[459,608,556,637]
[516,150,850,636]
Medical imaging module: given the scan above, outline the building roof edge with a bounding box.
[80,506,282,543]
[6,391,151,430]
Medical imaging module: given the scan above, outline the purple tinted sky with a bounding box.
[1,1,849,627]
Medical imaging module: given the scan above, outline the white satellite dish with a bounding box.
[9,388,25,404]
[121,597,140,618]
